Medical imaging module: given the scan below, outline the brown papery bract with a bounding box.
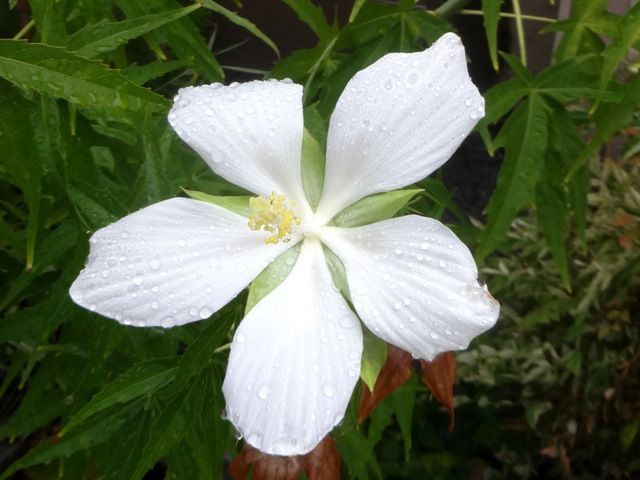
[420,351,457,432]
[229,435,341,480]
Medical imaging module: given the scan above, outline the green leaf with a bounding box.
[0,41,169,112]
[114,0,223,82]
[0,82,42,270]
[544,0,617,61]
[566,75,640,180]
[477,94,549,261]
[301,128,326,209]
[198,0,280,56]
[349,0,368,23]
[482,0,502,71]
[60,359,178,436]
[124,57,193,85]
[593,4,640,109]
[0,222,78,311]
[172,315,234,392]
[67,5,201,58]
[0,402,141,480]
[129,381,199,480]
[392,374,417,461]
[482,77,529,125]
[29,0,67,44]
[360,328,388,392]
[500,52,534,83]
[281,0,336,41]
[245,244,301,313]
[534,57,617,103]
[181,189,251,217]
[332,189,422,228]
[621,420,640,450]
[536,181,570,291]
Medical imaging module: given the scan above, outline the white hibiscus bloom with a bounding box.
[70,33,499,456]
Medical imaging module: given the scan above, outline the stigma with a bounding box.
[248,192,301,244]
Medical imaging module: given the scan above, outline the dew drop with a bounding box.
[199,306,213,319]
[384,79,393,90]
[161,316,175,328]
[322,384,336,398]
[149,258,161,270]
[120,231,129,239]
[151,301,159,310]
[237,333,247,344]
[257,385,269,400]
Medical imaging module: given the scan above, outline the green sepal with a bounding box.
[301,128,326,209]
[245,244,302,314]
[322,245,351,302]
[360,327,388,392]
[181,188,251,217]
[332,189,423,228]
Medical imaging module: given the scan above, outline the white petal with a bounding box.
[317,33,484,220]
[168,80,310,214]
[70,198,295,327]
[321,215,499,360]
[223,238,362,456]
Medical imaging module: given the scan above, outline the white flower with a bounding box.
[70,33,499,456]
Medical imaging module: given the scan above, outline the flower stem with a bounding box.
[512,0,528,67]
[435,0,474,20]
[214,343,231,353]
[459,9,556,23]
[13,19,34,40]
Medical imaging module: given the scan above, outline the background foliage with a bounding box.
[0,0,638,478]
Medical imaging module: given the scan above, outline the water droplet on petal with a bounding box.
[322,384,336,398]
[257,385,269,400]
[199,306,213,319]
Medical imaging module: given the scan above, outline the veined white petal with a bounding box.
[223,238,362,456]
[321,216,499,360]
[317,33,484,220]
[69,198,295,328]
[168,80,310,215]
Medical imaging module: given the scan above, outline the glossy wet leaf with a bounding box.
[0,41,169,112]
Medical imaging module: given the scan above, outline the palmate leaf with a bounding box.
[544,0,617,61]
[477,94,550,261]
[0,41,169,112]
[67,4,201,58]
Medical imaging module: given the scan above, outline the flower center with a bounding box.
[248,192,301,244]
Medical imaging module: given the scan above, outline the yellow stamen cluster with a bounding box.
[248,192,301,244]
